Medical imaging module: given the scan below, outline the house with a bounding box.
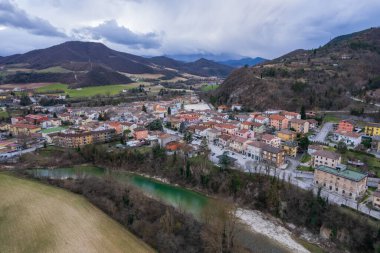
[261,134,281,148]
[253,115,269,125]
[235,114,250,122]
[240,121,254,130]
[365,122,380,136]
[371,136,380,153]
[333,130,362,147]
[312,150,341,168]
[158,133,181,147]
[276,129,297,142]
[53,130,93,147]
[269,114,288,130]
[231,104,242,111]
[91,129,116,143]
[205,128,220,142]
[234,129,252,139]
[11,116,24,125]
[41,118,62,129]
[217,105,229,113]
[214,123,238,135]
[307,144,324,155]
[307,119,318,129]
[25,114,48,125]
[281,111,301,120]
[244,141,264,162]
[106,121,123,134]
[337,119,355,132]
[229,136,248,153]
[218,134,231,148]
[250,122,266,133]
[165,141,182,152]
[373,191,380,209]
[133,128,148,140]
[6,123,41,136]
[262,144,285,166]
[281,141,298,157]
[289,119,310,134]
[314,164,367,200]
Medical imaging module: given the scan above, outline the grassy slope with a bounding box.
[0,173,154,253]
[201,84,219,91]
[35,83,140,98]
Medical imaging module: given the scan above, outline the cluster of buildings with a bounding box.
[168,108,317,167]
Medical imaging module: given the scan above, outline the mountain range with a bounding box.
[218,57,268,67]
[0,41,234,87]
[213,27,380,111]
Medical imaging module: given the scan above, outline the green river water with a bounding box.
[30,166,293,253]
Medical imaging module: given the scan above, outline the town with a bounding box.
[1,89,380,220]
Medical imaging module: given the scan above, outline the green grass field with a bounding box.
[201,84,219,91]
[35,66,72,73]
[323,114,340,123]
[35,83,140,98]
[0,173,154,253]
[0,110,9,118]
[297,165,314,172]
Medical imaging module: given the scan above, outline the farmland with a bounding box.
[0,173,154,253]
[35,83,141,98]
[201,84,219,91]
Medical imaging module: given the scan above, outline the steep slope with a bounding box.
[0,41,234,84]
[219,57,268,67]
[3,65,132,87]
[181,58,234,77]
[0,41,154,74]
[214,27,380,111]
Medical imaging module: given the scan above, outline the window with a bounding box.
[316,181,319,184]
[329,186,332,190]
[342,190,345,194]
[335,188,338,191]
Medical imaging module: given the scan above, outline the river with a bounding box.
[30,166,295,253]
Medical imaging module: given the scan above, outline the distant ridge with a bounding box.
[0,41,234,87]
[218,57,268,67]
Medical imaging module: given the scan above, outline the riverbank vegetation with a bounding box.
[21,172,245,253]
[78,144,380,253]
[15,144,380,252]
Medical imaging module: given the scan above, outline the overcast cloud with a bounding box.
[0,0,379,59]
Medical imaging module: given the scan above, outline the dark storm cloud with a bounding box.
[0,0,66,37]
[74,20,161,49]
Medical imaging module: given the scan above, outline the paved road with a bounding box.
[313,122,333,143]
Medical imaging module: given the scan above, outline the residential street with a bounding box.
[312,122,333,143]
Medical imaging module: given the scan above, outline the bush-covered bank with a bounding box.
[77,144,380,253]
[18,173,249,253]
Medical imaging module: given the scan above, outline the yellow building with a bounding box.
[53,129,116,148]
[276,129,297,142]
[314,165,367,200]
[365,122,380,136]
[5,123,41,136]
[281,141,298,157]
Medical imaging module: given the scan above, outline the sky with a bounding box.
[0,0,379,60]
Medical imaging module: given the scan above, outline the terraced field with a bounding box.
[0,173,154,253]
[35,83,140,97]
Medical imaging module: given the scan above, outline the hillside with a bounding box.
[0,41,233,87]
[218,57,268,67]
[0,173,153,253]
[214,27,380,111]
